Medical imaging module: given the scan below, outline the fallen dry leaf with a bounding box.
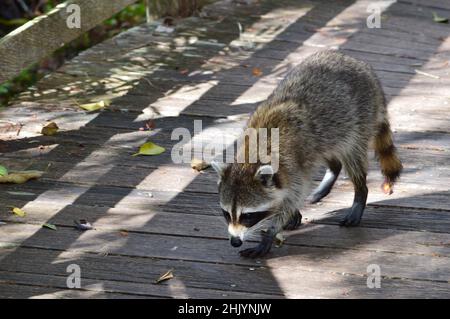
[74,219,94,231]
[191,158,210,171]
[6,191,35,196]
[414,69,440,79]
[252,67,263,77]
[43,223,57,230]
[119,230,129,237]
[0,170,44,184]
[79,100,110,112]
[432,11,449,23]
[11,207,26,217]
[132,142,165,156]
[155,269,174,284]
[41,122,59,136]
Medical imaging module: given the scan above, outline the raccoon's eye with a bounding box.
[221,209,231,223]
[239,211,269,228]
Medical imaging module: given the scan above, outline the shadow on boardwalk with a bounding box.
[1,0,449,298]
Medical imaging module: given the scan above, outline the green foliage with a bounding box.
[105,1,147,29]
[43,0,61,13]
[0,69,37,106]
[148,0,213,19]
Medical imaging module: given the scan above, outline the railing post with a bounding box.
[145,0,152,23]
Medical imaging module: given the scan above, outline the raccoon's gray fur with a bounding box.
[211,50,402,258]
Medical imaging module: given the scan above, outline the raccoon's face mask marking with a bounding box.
[212,162,284,245]
[222,206,271,244]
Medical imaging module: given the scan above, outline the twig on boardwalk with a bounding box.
[414,69,440,79]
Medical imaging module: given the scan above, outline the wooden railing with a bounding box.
[0,0,210,84]
[0,0,141,84]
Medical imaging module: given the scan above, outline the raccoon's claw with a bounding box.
[283,210,302,230]
[339,203,364,227]
[239,233,273,258]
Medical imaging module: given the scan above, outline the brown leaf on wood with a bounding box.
[41,122,59,136]
[252,67,263,77]
[0,170,44,184]
[74,219,93,231]
[155,269,174,284]
[191,158,210,171]
[11,207,26,217]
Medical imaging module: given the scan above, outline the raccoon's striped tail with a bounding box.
[374,121,403,194]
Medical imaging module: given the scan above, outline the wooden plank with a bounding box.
[1,128,448,193]
[0,249,284,298]
[398,0,450,11]
[1,247,449,298]
[2,199,450,253]
[0,0,138,83]
[0,152,447,198]
[0,270,276,299]
[1,224,450,285]
[0,282,149,299]
[0,111,440,152]
[0,166,448,214]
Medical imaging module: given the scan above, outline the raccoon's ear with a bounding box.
[211,161,228,177]
[255,165,274,187]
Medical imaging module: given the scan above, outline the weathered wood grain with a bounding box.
[1,223,450,286]
[2,200,450,254]
[0,270,278,299]
[0,282,150,299]
[1,248,449,298]
[398,0,450,11]
[1,0,450,298]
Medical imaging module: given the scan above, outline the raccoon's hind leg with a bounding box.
[310,158,342,204]
[340,152,368,226]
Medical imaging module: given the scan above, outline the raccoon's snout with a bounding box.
[230,236,243,247]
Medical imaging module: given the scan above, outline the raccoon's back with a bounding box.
[268,50,384,133]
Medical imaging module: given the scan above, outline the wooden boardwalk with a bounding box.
[1,0,450,298]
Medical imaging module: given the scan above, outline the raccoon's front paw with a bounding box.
[239,233,273,258]
[283,210,302,230]
[239,244,272,258]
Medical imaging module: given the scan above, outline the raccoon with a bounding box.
[211,50,403,258]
